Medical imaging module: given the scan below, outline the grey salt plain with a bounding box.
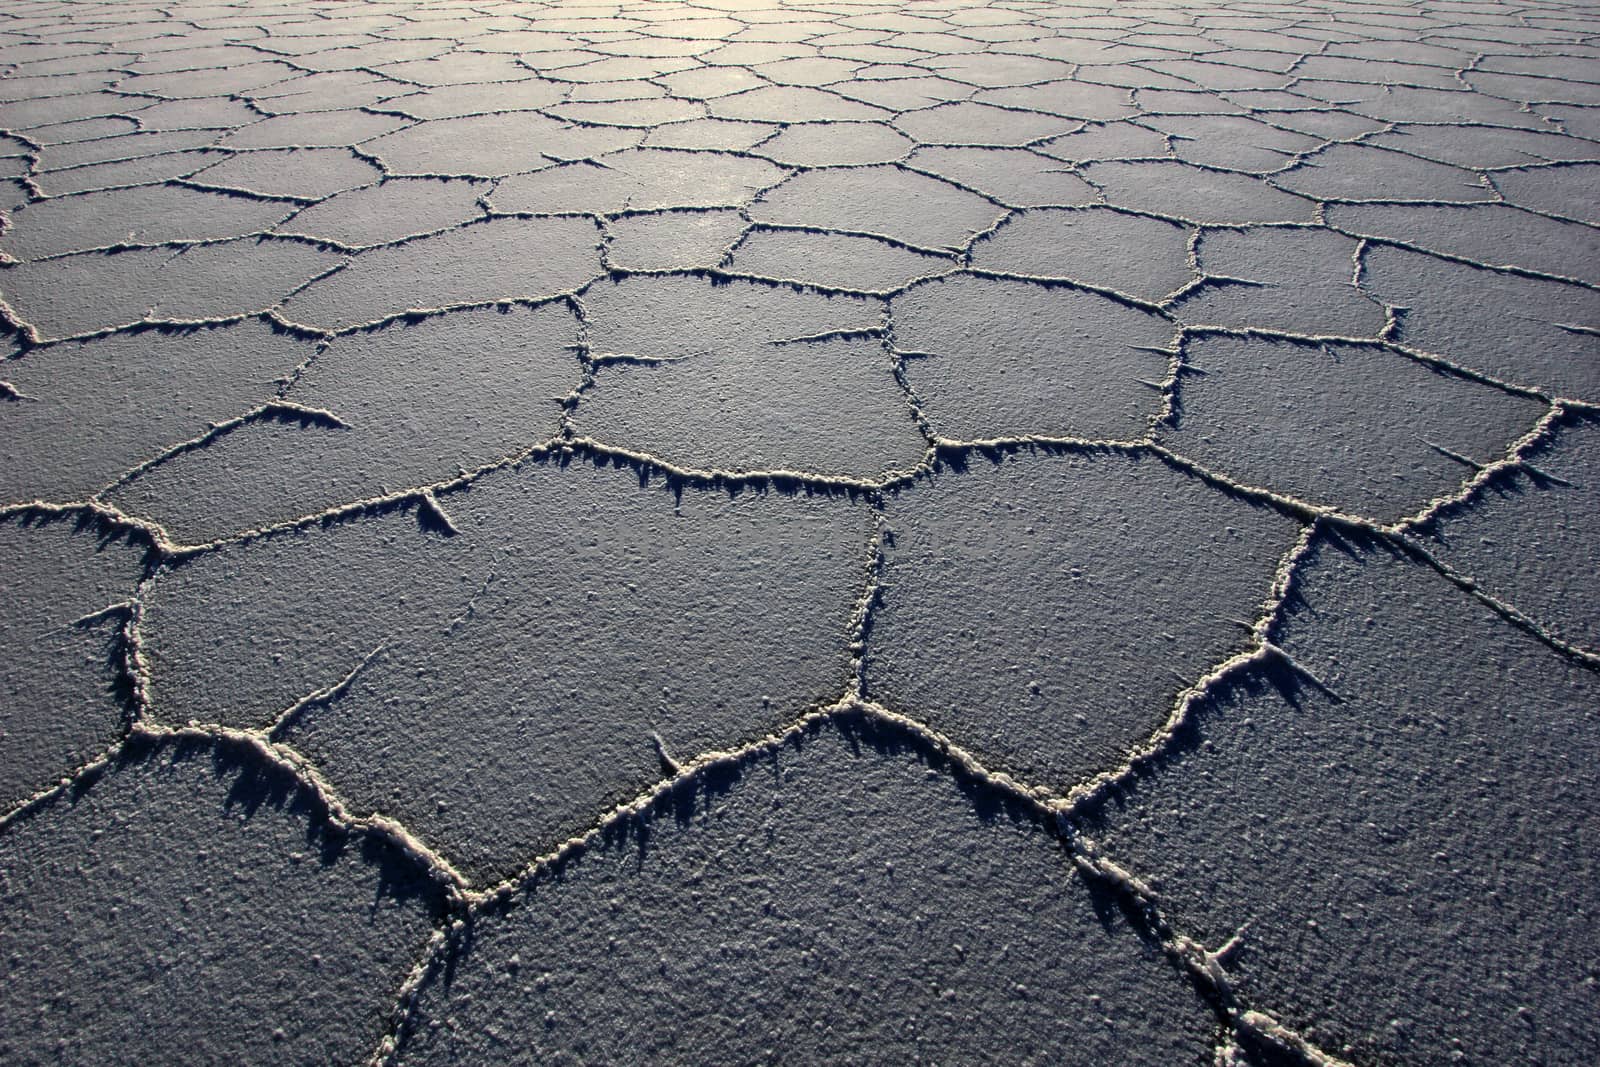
[110,305,578,543]
[863,450,1300,791]
[1089,537,1600,1064]
[3,0,1600,1061]
[0,739,442,1064]
[0,518,145,805]
[0,320,312,504]
[394,721,1217,1064]
[142,459,867,880]
[1157,336,1547,523]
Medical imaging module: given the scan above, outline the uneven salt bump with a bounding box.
[1420,415,1600,653]
[834,75,977,111]
[1361,245,1600,401]
[377,52,545,87]
[490,148,785,215]
[1268,142,1492,204]
[709,84,891,122]
[275,176,488,248]
[1175,227,1387,337]
[31,148,218,196]
[217,109,411,149]
[754,121,914,166]
[275,216,603,331]
[1035,120,1170,164]
[0,184,294,261]
[1491,162,1600,226]
[904,145,1098,207]
[921,51,1076,88]
[893,100,1078,146]
[1146,114,1321,173]
[1369,122,1600,168]
[1326,202,1600,284]
[577,331,927,479]
[372,80,567,120]
[572,274,923,477]
[248,70,405,113]
[969,207,1193,300]
[603,209,749,271]
[546,97,707,126]
[977,80,1138,120]
[726,228,953,292]
[1084,160,1318,225]
[0,238,344,341]
[186,146,384,200]
[115,59,297,98]
[750,165,1007,250]
[649,114,779,149]
[579,272,881,360]
[364,112,642,176]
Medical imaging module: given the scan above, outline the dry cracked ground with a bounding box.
[0,0,1598,1063]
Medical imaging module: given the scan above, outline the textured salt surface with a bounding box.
[1090,536,1600,1064]
[0,736,443,1063]
[396,719,1217,1064]
[2,0,1598,1063]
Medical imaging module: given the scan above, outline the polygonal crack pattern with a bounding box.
[141,459,868,881]
[0,735,444,1063]
[0,515,147,806]
[1087,533,1600,1064]
[394,718,1217,1064]
[110,304,581,543]
[1,0,1598,1062]
[862,449,1302,792]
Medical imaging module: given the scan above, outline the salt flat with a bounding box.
[1,0,1598,1063]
